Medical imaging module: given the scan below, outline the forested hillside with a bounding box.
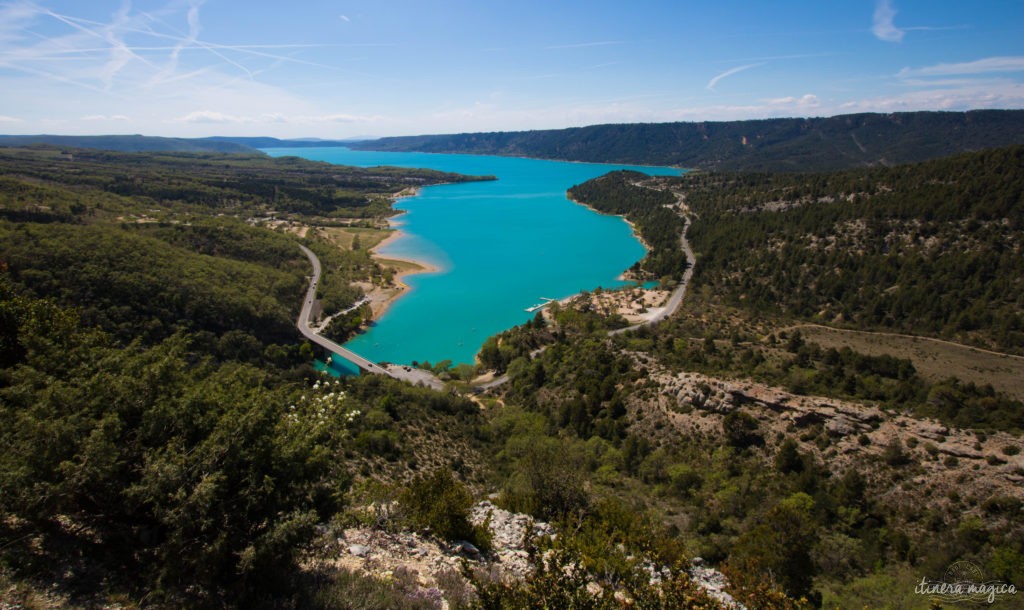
[567,146,1024,353]
[0,146,486,219]
[677,145,1024,354]
[0,147,488,355]
[353,110,1024,171]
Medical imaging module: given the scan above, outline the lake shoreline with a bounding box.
[265,146,678,365]
[365,209,442,321]
[567,192,652,282]
[346,144,688,173]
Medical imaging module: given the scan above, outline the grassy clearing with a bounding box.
[375,257,426,276]
[320,226,392,251]
[791,324,1024,400]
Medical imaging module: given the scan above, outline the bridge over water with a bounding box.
[297,245,443,389]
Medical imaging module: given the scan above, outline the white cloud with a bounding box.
[706,63,764,91]
[837,82,1024,113]
[872,0,904,42]
[0,114,21,123]
[302,113,377,123]
[174,110,378,125]
[898,56,1024,78]
[339,15,350,22]
[82,114,130,121]
[0,2,365,97]
[175,110,236,123]
[762,94,821,108]
[0,1,39,45]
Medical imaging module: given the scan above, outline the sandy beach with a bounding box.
[362,227,441,320]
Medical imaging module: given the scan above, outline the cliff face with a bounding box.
[631,360,1024,513]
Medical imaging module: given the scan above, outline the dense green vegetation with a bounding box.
[0,146,490,220]
[353,109,1024,171]
[0,273,492,605]
[678,145,1024,354]
[566,146,1024,355]
[0,221,306,351]
[0,274,335,604]
[0,147,497,604]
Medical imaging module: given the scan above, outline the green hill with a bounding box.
[352,109,1024,171]
[567,146,1024,354]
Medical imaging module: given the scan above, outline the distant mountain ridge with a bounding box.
[0,134,358,154]
[350,110,1024,171]
[6,110,1024,170]
[0,134,254,153]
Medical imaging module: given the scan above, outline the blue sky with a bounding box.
[1,0,1022,138]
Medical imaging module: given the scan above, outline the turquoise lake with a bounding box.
[263,147,680,367]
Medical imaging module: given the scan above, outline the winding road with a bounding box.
[610,203,693,335]
[297,245,392,375]
[481,185,696,390]
[297,244,444,389]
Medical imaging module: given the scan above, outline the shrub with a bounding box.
[883,438,910,466]
[775,438,805,473]
[728,492,819,603]
[501,442,589,521]
[399,469,475,543]
[981,495,1022,515]
[668,464,703,498]
[723,411,764,449]
[354,430,400,459]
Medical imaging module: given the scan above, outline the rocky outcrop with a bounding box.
[325,501,557,607]
[468,500,555,581]
[662,370,884,438]
[326,500,743,608]
[690,557,744,609]
[640,360,1024,513]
